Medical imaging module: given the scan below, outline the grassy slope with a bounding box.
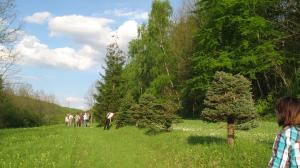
[11,96,83,124]
[0,120,279,168]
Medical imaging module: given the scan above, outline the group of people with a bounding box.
[64,111,114,129]
[65,112,91,127]
[269,96,300,167]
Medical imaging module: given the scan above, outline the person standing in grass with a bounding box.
[104,112,114,130]
[65,114,69,126]
[83,112,89,127]
[268,96,300,167]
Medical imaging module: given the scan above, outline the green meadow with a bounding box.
[0,120,279,168]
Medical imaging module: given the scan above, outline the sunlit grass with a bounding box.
[0,120,279,168]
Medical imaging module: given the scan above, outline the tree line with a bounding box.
[94,0,300,134]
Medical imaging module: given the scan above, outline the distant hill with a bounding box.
[9,95,83,125]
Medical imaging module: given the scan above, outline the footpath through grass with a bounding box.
[0,120,279,168]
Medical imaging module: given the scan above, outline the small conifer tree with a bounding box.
[202,71,256,145]
[117,93,177,132]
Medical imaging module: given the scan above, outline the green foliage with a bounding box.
[202,71,256,124]
[124,0,179,101]
[136,94,173,131]
[236,120,259,130]
[185,0,284,116]
[0,77,82,128]
[116,93,136,128]
[96,0,300,122]
[117,93,178,132]
[255,94,275,119]
[94,41,125,123]
[10,96,82,124]
[0,95,82,128]
[287,68,300,99]
[115,0,181,129]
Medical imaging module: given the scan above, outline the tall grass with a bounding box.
[0,120,279,167]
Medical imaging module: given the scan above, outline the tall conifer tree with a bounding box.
[94,41,125,123]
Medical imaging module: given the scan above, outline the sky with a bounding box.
[13,0,183,110]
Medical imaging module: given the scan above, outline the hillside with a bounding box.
[10,95,83,125]
[0,120,279,167]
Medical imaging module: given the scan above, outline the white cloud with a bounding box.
[104,9,148,20]
[24,12,52,24]
[115,20,138,52]
[16,35,98,70]
[17,15,139,70]
[49,15,114,48]
[64,96,87,110]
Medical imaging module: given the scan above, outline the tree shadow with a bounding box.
[260,140,274,147]
[187,135,226,145]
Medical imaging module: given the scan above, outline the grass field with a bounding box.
[0,120,279,168]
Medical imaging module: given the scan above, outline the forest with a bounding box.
[93,0,300,134]
[1,0,300,130]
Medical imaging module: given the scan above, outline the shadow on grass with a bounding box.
[187,135,226,145]
[144,128,172,136]
[261,140,274,147]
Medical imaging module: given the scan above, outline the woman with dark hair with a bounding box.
[268,96,300,167]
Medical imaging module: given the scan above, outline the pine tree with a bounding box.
[115,93,136,128]
[202,71,256,145]
[94,41,125,124]
[121,93,177,132]
[116,92,179,132]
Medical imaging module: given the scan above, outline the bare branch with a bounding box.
[0,0,21,83]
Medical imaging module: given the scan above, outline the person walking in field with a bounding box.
[104,112,114,130]
[83,112,89,127]
[75,114,81,127]
[68,114,74,127]
[65,114,69,126]
[268,96,300,167]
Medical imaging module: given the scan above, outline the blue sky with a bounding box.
[14,0,183,109]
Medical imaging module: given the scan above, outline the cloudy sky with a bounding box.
[14,0,182,110]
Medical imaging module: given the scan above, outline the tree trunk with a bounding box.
[263,72,272,91]
[192,101,195,118]
[227,117,235,145]
[91,111,93,125]
[256,79,263,98]
[160,41,180,104]
[274,65,289,88]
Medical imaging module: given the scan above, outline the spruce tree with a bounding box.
[132,93,176,132]
[117,93,177,132]
[202,71,256,145]
[115,93,136,128]
[94,41,125,124]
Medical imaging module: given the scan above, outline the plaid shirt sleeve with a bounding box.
[268,129,292,168]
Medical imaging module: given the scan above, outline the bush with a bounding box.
[116,93,179,132]
[255,94,275,119]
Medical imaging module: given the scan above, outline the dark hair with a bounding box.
[276,96,300,126]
